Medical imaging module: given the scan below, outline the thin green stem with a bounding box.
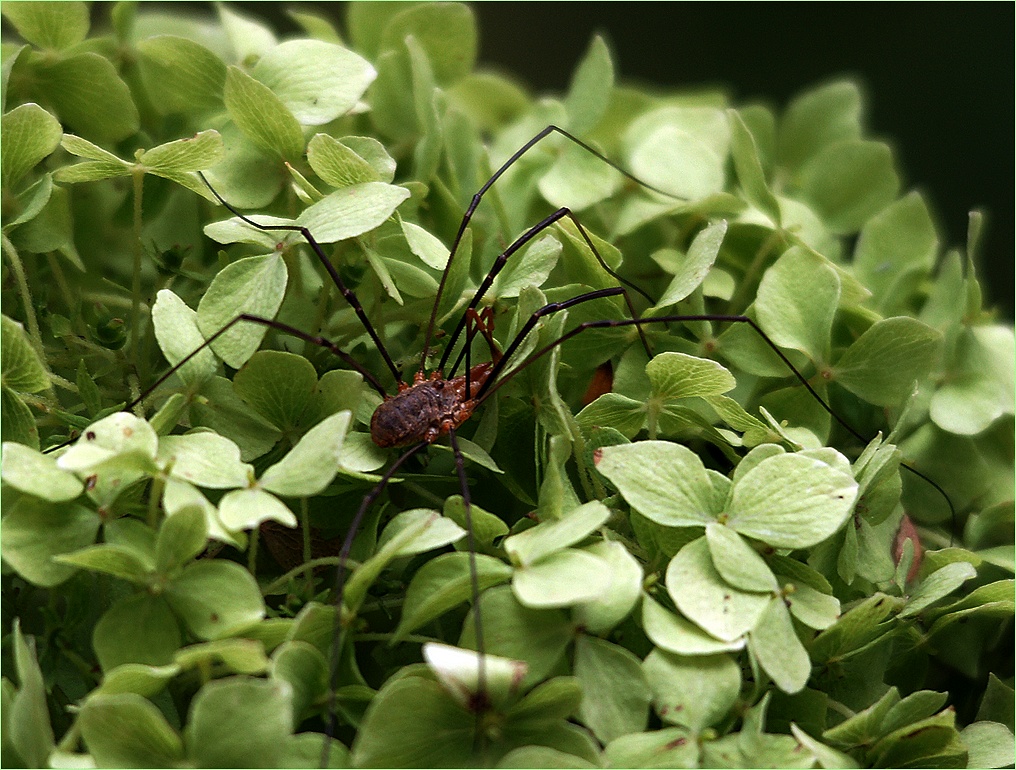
[262,556,359,596]
[148,473,167,529]
[724,227,785,316]
[130,169,147,406]
[248,525,260,576]
[45,253,89,336]
[300,498,313,582]
[2,232,46,360]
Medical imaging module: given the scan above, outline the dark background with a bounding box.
[221,3,1015,316]
[467,3,1013,317]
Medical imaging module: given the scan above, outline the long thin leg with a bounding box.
[198,172,402,385]
[473,287,631,402]
[42,312,389,455]
[322,440,428,765]
[474,312,958,528]
[424,125,673,371]
[448,427,489,742]
[441,207,651,376]
[131,312,388,407]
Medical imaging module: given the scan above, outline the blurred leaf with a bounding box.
[756,247,840,361]
[80,693,184,768]
[232,350,318,433]
[185,677,293,768]
[854,192,938,311]
[1,102,61,188]
[513,548,612,608]
[8,621,55,766]
[35,53,139,142]
[2,2,89,50]
[379,3,477,86]
[136,35,226,114]
[393,552,513,641]
[164,560,266,639]
[93,594,181,671]
[643,648,741,731]
[728,108,781,225]
[253,39,375,125]
[2,315,49,393]
[224,65,304,161]
[778,80,862,171]
[797,140,899,234]
[1,441,83,501]
[574,635,650,744]
[564,35,613,135]
[834,317,942,407]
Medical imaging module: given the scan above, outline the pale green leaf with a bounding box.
[196,253,289,368]
[504,500,610,566]
[642,595,746,656]
[218,488,296,530]
[666,537,771,642]
[749,597,812,694]
[79,693,183,768]
[705,522,778,592]
[573,635,650,744]
[224,65,303,161]
[297,182,410,242]
[512,548,612,608]
[647,351,736,400]
[596,441,718,527]
[136,35,226,114]
[259,411,351,497]
[834,317,942,407]
[157,432,252,489]
[1,496,99,587]
[726,451,858,549]
[797,140,899,234]
[1,441,83,501]
[164,560,265,639]
[643,648,741,731]
[151,289,217,386]
[756,247,841,361]
[2,315,49,393]
[564,35,613,135]
[653,220,728,308]
[2,2,89,49]
[1,103,61,188]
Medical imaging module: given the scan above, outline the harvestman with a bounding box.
[115,125,954,758]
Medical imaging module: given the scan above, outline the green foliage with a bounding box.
[1,2,1013,768]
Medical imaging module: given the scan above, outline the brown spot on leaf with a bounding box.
[86,431,96,440]
[893,513,924,583]
[582,362,613,406]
